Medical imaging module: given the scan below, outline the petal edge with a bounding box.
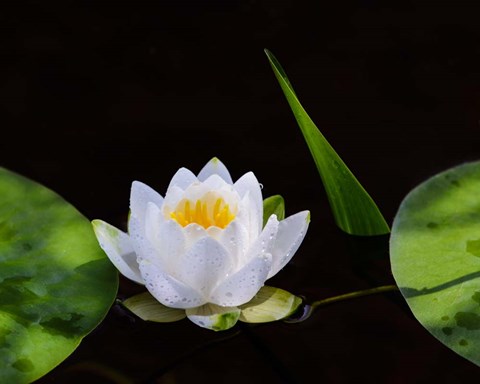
[197,157,233,184]
[268,210,310,279]
[92,219,144,284]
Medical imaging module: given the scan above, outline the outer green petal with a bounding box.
[239,286,302,323]
[122,292,186,322]
[186,304,240,331]
[263,195,285,227]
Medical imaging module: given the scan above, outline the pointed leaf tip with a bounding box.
[265,51,390,236]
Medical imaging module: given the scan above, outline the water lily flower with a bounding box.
[92,158,309,331]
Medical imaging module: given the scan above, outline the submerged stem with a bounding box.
[285,284,399,323]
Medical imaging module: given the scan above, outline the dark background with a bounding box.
[2,1,480,383]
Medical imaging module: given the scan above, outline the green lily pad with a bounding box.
[265,49,389,236]
[0,168,118,383]
[390,161,480,366]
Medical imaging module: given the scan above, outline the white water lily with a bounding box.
[92,158,309,330]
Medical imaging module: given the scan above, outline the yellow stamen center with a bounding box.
[170,197,235,229]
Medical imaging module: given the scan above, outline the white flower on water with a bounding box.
[92,158,309,331]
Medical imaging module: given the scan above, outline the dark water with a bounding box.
[2,1,480,383]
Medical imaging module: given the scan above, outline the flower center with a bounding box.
[170,197,235,229]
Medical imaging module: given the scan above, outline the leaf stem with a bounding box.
[312,284,399,308]
[285,284,399,323]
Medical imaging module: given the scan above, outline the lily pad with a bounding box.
[390,161,480,366]
[0,168,118,383]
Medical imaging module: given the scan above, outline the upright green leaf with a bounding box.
[390,161,480,366]
[265,49,389,236]
[0,168,118,383]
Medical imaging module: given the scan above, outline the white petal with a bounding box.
[127,216,148,258]
[217,220,249,268]
[205,225,223,239]
[210,253,272,307]
[268,210,310,279]
[130,181,164,223]
[129,182,164,259]
[145,205,186,270]
[92,220,144,284]
[184,223,209,246]
[181,182,221,202]
[235,192,263,241]
[244,214,279,264]
[162,185,187,214]
[129,210,167,270]
[197,157,233,184]
[234,172,263,219]
[202,174,230,190]
[144,202,163,243]
[139,259,206,309]
[175,237,233,296]
[234,172,263,236]
[186,303,240,331]
[167,167,197,191]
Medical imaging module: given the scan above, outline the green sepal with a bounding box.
[263,195,285,227]
[122,292,186,322]
[186,304,241,331]
[239,285,302,323]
